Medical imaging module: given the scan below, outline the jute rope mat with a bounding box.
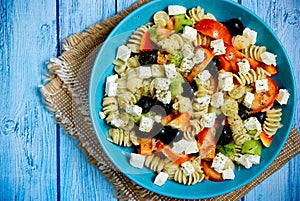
[40,0,300,200]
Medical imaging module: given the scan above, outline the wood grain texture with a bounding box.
[0,0,58,200]
[242,0,300,200]
[57,0,117,200]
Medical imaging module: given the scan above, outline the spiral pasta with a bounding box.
[232,35,251,50]
[116,90,138,109]
[233,67,271,86]
[113,59,128,76]
[241,45,267,62]
[144,155,167,173]
[107,128,139,147]
[263,108,282,136]
[157,33,185,53]
[173,161,205,185]
[227,114,251,145]
[228,85,246,100]
[102,96,118,115]
[126,23,153,53]
[184,119,204,141]
[193,33,212,47]
[186,6,216,24]
[192,95,211,119]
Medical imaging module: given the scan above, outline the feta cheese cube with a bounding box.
[181,161,195,176]
[154,172,169,186]
[136,66,152,78]
[193,48,205,64]
[151,64,165,77]
[244,117,262,133]
[222,167,235,180]
[106,74,118,83]
[210,92,224,108]
[156,90,172,104]
[152,78,171,90]
[105,82,118,96]
[210,39,226,55]
[139,116,154,132]
[261,51,277,66]
[236,155,253,169]
[238,59,250,74]
[168,5,187,15]
[154,115,162,123]
[247,154,260,165]
[255,79,269,93]
[172,140,190,154]
[111,118,124,128]
[126,105,143,116]
[243,28,257,45]
[164,64,178,79]
[196,70,211,82]
[202,113,216,128]
[129,153,146,169]
[99,111,106,119]
[276,89,290,105]
[182,26,197,41]
[116,45,131,61]
[195,95,211,107]
[211,152,229,173]
[218,72,234,91]
[243,92,255,108]
[184,140,199,155]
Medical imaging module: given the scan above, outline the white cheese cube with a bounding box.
[202,113,216,128]
[106,74,118,83]
[152,78,171,90]
[182,43,195,59]
[139,116,154,132]
[243,92,255,108]
[218,72,234,91]
[196,70,211,82]
[136,66,152,78]
[156,90,172,104]
[236,155,253,169]
[193,48,205,64]
[116,45,131,61]
[243,28,257,45]
[276,89,290,105]
[111,118,124,128]
[154,172,169,186]
[255,78,269,93]
[180,58,194,72]
[129,153,146,169]
[151,64,165,77]
[168,5,187,15]
[261,51,277,66]
[210,92,224,108]
[154,115,162,123]
[184,140,199,155]
[164,64,178,79]
[238,59,250,74]
[126,105,142,116]
[210,39,226,55]
[196,95,211,107]
[222,167,235,180]
[105,82,118,96]
[99,111,106,119]
[182,26,197,41]
[172,139,190,154]
[181,161,195,176]
[247,154,260,165]
[244,117,262,133]
[211,152,229,173]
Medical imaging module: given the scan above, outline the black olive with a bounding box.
[252,112,266,124]
[156,101,173,115]
[136,96,156,113]
[181,81,195,99]
[155,126,180,145]
[138,50,158,65]
[217,125,233,145]
[238,104,251,120]
[223,18,245,36]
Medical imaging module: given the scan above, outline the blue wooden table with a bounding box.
[0,0,299,200]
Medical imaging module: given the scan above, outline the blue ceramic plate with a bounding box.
[89,0,296,199]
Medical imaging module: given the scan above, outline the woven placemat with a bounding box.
[40,0,300,200]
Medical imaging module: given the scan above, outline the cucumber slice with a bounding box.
[242,140,262,156]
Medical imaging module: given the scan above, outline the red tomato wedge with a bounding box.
[251,77,278,113]
[198,128,217,160]
[201,160,224,182]
[186,47,214,83]
[195,19,232,45]
[168,112,190,132]
[260,63,278,76]
[162,146,191,165]
[140,31,154,51]
[260,130,273,147]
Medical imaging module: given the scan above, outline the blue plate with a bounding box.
[89,0,296,199]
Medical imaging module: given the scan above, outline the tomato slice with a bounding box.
[198,128,216,160]
[251,77,278,113]
[140,31,154,51]
[260,63,278,76]
[162,146,191,165]
[186,46,214,83]
[260,130,273,147]
[201,160,224,182]
[195,19,232,45]
[168,112,190,132]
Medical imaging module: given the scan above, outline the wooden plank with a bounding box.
[57,0,117,200]
[241,0,300,200]
[0,0,58,200]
